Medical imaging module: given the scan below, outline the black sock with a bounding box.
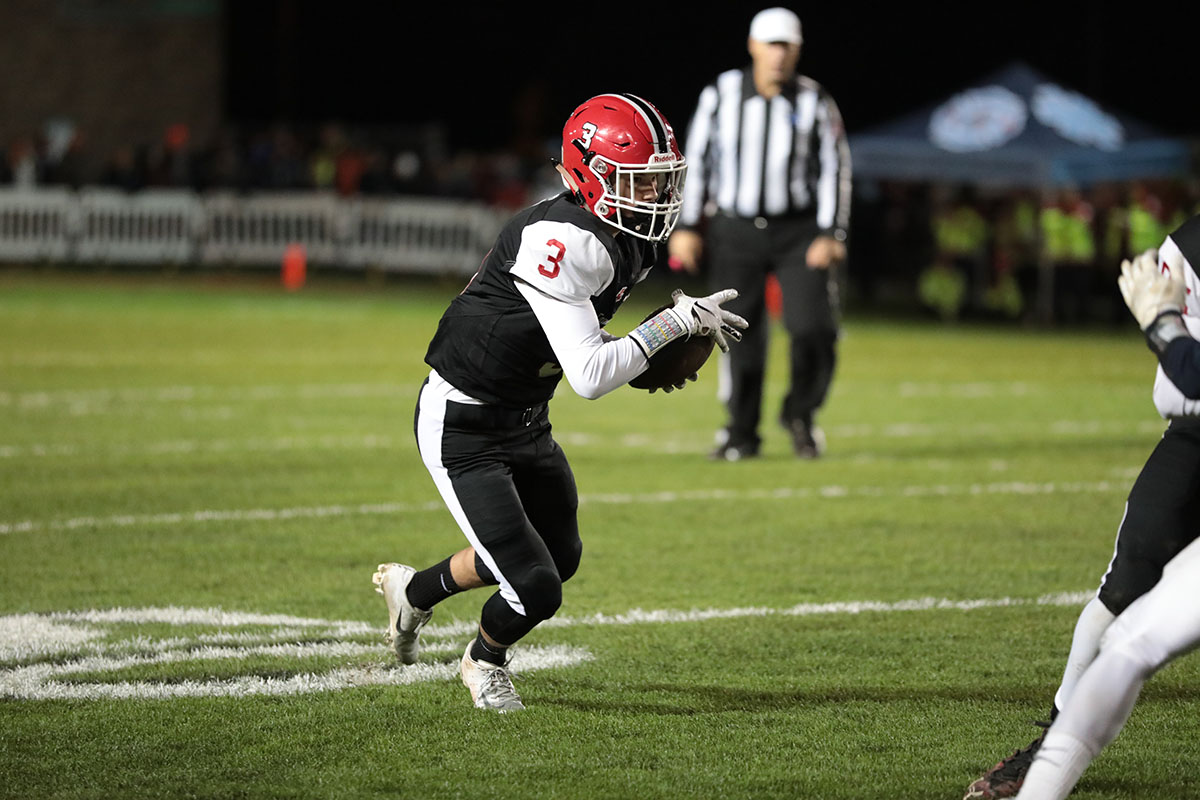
[469,631,508,666]
[405,557,461,610]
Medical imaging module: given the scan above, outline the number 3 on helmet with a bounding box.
[558,93,688,243]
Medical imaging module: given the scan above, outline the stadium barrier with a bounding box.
[77,188,203,264]
[0,188,506,276]
[0,187,76,262]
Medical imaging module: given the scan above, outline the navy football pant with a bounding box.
[415,379,581,646]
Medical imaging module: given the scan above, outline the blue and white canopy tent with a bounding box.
[850,61,1191,188]
[848,62,1194,320]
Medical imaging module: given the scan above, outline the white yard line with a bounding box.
[0,434,402,459]
[0,418,1165,460]
[0,383,411,409]
[0,593,1090,700]
[0,480,1128,536]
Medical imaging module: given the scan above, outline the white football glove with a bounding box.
[1119,248,1185,330]
[628,288,749,358]
[667,288,749,353]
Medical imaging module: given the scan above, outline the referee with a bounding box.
[668,7,851,461]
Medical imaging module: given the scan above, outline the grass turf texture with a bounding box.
[3,270,1199,800]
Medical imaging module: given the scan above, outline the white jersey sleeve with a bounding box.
[509,220,614,303]
[1151,233,1200,418]
[515,281,648,400]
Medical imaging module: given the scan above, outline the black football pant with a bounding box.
[415,380,581,646]
[1097,417,1200,614]
[708,214,839,450]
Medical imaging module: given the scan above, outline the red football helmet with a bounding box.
[559,93,687,242]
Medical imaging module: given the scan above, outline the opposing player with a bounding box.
[965,216,1200,798]
[1010,248,1200,798]
[371,94,747,712]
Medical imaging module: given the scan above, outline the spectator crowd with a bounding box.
[6,117,1198,327]
[1,119,561,211]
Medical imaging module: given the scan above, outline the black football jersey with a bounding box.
[1152,214,1200,417]
[425,192,656,408]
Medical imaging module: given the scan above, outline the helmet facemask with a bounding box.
[590,155,687,242]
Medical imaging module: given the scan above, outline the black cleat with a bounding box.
[708,442,760,461]
[963,722,1051,799]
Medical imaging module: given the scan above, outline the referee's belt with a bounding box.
[717,209,815,229]
[446,400,549,428]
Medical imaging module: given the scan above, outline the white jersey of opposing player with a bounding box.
[1151,234,1200,418]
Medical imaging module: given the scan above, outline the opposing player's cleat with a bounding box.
[372,563,432,664]
[460,645,525,713]
[963,722,1050,799]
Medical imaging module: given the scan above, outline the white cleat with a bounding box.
[460,644,525,713]
[372,563,432,664]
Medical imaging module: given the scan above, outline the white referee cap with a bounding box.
[748,7,802,45]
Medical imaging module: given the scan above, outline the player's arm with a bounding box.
[511,222,747,398]
[510,223,651,399]
[668,83,720,274]
[1119,248,1200,398]
[514,280,649,400]
[517,281,748,398]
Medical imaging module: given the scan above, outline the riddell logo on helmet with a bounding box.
[650,153,677,164]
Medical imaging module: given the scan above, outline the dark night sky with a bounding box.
[223,2,1200,151]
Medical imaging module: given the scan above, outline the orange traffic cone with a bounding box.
[282,244,306,291]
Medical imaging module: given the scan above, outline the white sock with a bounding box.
[1053,596,1115,712]
[1021,650,1150,800]
[1016,731,1097,800]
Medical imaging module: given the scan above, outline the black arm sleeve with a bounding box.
[1160,336,1200,399]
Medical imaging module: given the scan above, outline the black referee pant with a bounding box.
[1097,417,1200,615]
[415,381,581,646]
[708,213,839,451]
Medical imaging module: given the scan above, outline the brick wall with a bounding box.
[0,0,222,180]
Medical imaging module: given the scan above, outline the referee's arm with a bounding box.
[807,90,851,269]
[667,85,719,274]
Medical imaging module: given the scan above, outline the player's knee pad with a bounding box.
[515,565,563,622]
[480,591,534,646]
[553,538,582,584]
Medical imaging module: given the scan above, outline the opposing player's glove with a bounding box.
[1119,248,1189,354]
[628,289,748,358]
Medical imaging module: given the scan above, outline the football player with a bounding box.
[966,218,1200,798]
[372,94,747,712]
[1013,246,1200,798]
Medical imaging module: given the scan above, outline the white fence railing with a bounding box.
[0,188,506,275]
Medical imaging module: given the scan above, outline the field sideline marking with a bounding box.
[0,480,1129,535]
[1,592,1091,700]
[0,418,1167,460]
[0,383,412,408]
[0,379,1050,408]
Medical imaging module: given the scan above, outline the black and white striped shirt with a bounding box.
[679,67,851,239]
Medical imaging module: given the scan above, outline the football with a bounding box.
[628,306,715,391]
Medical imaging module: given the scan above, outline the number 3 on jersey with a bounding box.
[539,239,566,278]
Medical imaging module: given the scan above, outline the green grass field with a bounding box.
[2,270,1198,800]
